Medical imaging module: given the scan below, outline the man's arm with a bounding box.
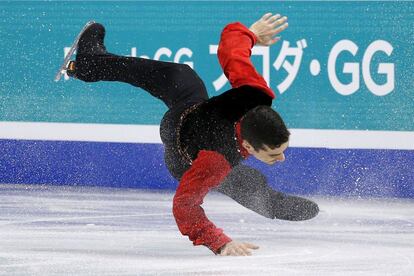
[172,150,233,254]
[173,150,260,256]
[217,13,288,99]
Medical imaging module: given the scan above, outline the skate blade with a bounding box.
[54,20,96,82]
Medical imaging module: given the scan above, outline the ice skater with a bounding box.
[63,13,319,256]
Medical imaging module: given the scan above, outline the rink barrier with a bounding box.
[0,122,413,150]
[0,123,413,198]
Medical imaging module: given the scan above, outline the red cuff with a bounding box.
[218,22,276,99]
[210,234,232,255]
[223,22,258,47]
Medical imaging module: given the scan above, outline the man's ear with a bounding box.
[242,140,255,154]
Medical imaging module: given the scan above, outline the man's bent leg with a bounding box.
[74,23,208,109]
[270,191,319,221]
[77,55,208,108]
[217,165,319,221]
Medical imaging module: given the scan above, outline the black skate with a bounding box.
[76,22,107,56]
[54,21,107,82]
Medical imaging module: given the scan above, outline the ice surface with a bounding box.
[0,184,413,276]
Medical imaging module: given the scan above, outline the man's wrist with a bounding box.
[247,27,259,45]
[217,242,228,254]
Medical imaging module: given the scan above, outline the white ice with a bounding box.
[0,184,413,276]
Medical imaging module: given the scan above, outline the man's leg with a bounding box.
[217,165,319,221]
[71,23,208,180]
[72,23,208,109]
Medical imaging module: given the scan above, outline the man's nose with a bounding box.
[277,153,285,162]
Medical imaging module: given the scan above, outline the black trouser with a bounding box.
[76,53,318,221]
[217,165,319,220]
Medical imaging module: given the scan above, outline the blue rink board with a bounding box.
[1,139,413,198]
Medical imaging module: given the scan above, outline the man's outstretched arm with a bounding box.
[172,151,259,256]
[172,150,232,254]
[217,13,288,99]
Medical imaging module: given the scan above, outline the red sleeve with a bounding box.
[173,150,232,254]
[217,22,275,99]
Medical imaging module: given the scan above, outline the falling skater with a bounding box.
[63,12,319,256]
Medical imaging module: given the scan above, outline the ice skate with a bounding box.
[54,21,108,81]
[76,22,107,56]
[68,22,109,81]
[54,21,95,81]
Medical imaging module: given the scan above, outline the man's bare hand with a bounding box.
[219,241,259,256]
[249,13,288,46]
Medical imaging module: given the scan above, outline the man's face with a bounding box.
[242,141,289,165]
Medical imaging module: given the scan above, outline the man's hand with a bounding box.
[219,241,259,256]
[249,13,288,46]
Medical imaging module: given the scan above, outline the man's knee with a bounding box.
[297,199,319,220]
[169,63,193,79]
[273,195,319,221]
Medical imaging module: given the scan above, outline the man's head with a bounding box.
[240,106,290,165]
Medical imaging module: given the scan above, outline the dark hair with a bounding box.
[240,105,290,151]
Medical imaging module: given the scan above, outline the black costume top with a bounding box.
[180,85,272,166]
